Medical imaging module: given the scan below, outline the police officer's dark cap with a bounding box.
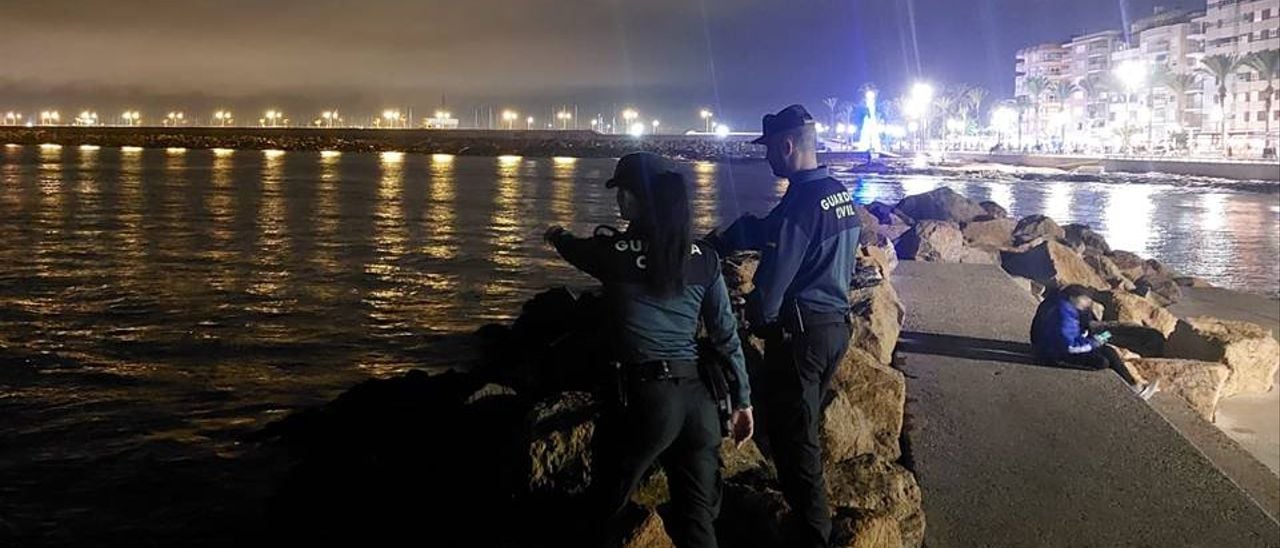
[751,104,815,144]
[605,152,677,190]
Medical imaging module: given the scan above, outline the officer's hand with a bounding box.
[543,225,567,244]
[730,407,754,448]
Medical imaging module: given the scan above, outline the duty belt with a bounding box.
[624,359,700,382]
[781,302,852,334]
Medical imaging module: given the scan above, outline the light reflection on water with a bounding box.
[0,146,1276,471]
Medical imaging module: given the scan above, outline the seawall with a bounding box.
[0,126,764,161]
[949,151,1280,182]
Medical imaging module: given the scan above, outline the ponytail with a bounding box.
[642,172,692,298]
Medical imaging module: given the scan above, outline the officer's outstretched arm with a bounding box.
[548,228,606,280]
[701,269,751,409]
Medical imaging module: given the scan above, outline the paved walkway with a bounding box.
[893,262,1279,547]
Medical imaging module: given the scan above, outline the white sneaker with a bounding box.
[1135,379,1161,401]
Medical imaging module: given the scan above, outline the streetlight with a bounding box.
[556,110,572,129]
[76,110,99,126]
[214,110,233,127]
[263,110,283,127]
[3,112,21,125]
[700,109,713,132]
[382,109,403,129]
[501,110,518,130]
[526,116,535,130]
[40,110,60,125]
[121,110,140,126]
[651,119,660,134]
[321,110,339,128]
[165,111,185,127]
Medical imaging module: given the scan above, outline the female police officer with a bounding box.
[544,152,752,548]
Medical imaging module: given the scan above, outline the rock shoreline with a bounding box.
[871,186,1280,424]
[249,231,923,546]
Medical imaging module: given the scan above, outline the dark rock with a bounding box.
[1135,275,1183,306]
[1011,215,1065,246]
[895,221,964,262]
[893,187,986,223]
[978,200,1009,219]
[1105,250,1146,281]
[1063,224,1111,254]
[1095,321,1167,357]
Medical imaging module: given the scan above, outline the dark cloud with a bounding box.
[0,0,1202,128]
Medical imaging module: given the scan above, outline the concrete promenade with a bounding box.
[893,262,1279,546]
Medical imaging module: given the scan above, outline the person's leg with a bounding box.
[659,378,722,548]
[1058,348,1137,386]
[595,381,684,543]
[761,322,849,548]
[1098,345,1138,385]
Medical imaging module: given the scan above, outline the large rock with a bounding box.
[1096,291,1178,337]
[1095,321,1166,358]
[955,245,1000,265]
[613,505,675,548]
[716,483,789,548]
[893,187,986,223]
[1106,250,1146,281]
[849,281,905,365]
[1166,317,1280,397]
[854,205,883,246]
[1062,223,1111,254]
[723,251,759,300]
[1125,358,1232,421]
[859,242,898,279]
[1083,254,1136,292]
[978,200,1009,219]
[999,240,1109,290]
[832,511,905,548]
[1135,273,1183,306]
[526,391,598,496]
[827,455,927,548]
[824,348,907,462]
[895,221,964,263]
[961,218,1016,249]
[1011,215,1065,246]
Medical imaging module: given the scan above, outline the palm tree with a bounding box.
[1072,75,1107,133]
[1021,75,1052,146]
[965,86,990,126]
[1013,95,1033,149]
[1242,49,1279,156]
[1050,80,1073,147]
[1198,53,1242,153]
[1156,69,1200,149]
[823,96,840,128]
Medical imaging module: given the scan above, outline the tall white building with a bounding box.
[1013,0,1279,155]
[1196,0,1280,153]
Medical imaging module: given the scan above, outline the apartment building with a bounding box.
[1014,0,1278,154]
[1197,0,1280,151]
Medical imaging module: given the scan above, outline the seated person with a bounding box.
[1031,284,1159,400]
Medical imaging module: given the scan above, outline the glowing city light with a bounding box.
[627,122,646,137]
[714,124,731,138]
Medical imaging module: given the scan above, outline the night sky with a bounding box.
[1,0,1202,128]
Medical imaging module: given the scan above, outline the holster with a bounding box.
[697,359,734,438]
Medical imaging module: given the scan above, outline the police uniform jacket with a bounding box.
[551,226,751,408]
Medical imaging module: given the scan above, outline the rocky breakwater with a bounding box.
[249,236,922,547]
[870,186,1280,423]
[0,126,764,161]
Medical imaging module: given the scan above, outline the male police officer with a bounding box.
[739,105,860,547]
